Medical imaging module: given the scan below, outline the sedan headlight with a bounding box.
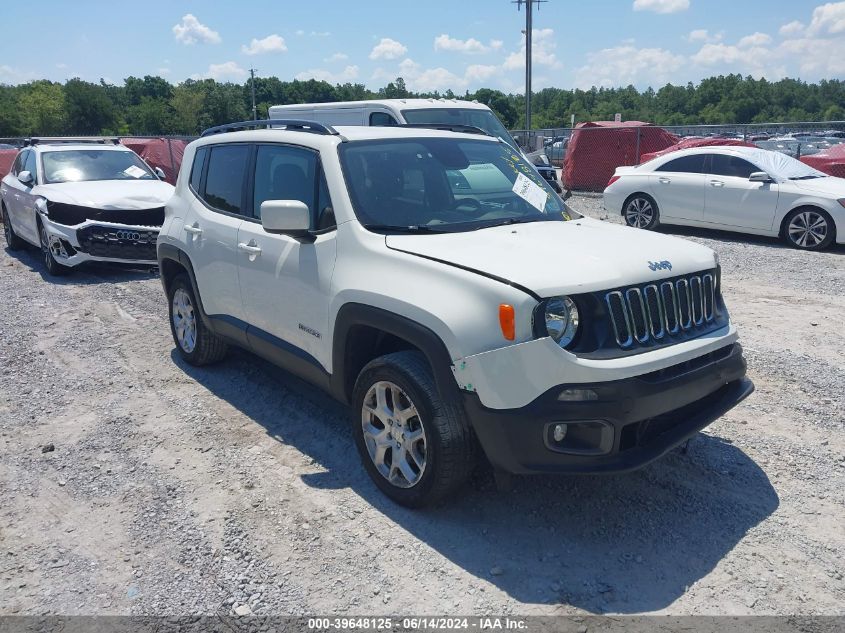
[537,296,580,348]
[35,198,48,215]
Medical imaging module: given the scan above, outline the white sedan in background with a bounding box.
[604,146,845,250]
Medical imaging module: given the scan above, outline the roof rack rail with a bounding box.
[398,123,492,137]
[200,119,339,138]
[24,137,120,147]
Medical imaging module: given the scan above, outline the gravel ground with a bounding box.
[1,199,843,617]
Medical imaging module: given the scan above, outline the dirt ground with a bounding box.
[0,198,843,616]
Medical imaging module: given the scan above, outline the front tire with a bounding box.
[352,351,475,507]
[167,273,228,366]
[2,204,26,251]
[783,208,835,251]
[623,194,660,230]
[39,223,70,276]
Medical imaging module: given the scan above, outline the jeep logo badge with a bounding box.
[648,260,672,272]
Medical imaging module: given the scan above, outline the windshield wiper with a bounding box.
[789,175,824,180]
[476,217,544,229]
[363,224,452,234]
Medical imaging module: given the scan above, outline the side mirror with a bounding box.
[18,170,34,186]
[260,200,312,238]
[154,167,167,180]
[749,171,773,183]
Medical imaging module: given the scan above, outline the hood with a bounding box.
[789,176,845,197]
[33,179,175,209]
[386,218,716,297]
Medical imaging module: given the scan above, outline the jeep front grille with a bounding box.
[605,271,719,349]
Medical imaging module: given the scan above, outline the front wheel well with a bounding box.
[343,326,424,401]
[159,256,188,295]
[779,205,835,239]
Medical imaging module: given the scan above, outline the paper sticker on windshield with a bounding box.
[512,172,548,211]
[124,165,147,179]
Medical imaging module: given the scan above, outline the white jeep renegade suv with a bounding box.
[157,119,753,507]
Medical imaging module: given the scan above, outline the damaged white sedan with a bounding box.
[1,139,174,275]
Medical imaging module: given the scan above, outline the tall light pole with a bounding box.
[249,68,258,120]
[513,0,546,133]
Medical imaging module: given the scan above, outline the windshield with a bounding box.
[41,150,155,184]
[749,149,828,180]
[339,138,575,233]
[402,108,520,151]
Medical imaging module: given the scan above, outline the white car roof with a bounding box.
[193,125,502,149]
[271,98,490,112]
[31,143,134,153]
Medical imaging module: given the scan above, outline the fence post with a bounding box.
[634,128,641,165]
[166,138,176,184]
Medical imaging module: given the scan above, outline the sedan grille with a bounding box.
[605,271,719,349]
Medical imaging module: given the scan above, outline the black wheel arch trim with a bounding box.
[157,243,214,329]
[331,303,462,406]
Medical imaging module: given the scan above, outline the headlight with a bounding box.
[35,198,48,214]
[538,296,580,348]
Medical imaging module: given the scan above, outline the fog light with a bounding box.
[557,388,598,402]
[553,424,568,442]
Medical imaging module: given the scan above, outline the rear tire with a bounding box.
[352,351,475,507]
[39,223,70,276]
[2,204,26,251]
[623,194,660,230]
[783,207,835,251]
[167,273,228,366]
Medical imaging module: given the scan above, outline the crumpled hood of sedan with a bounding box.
[386,217,717,297]
[34,180,174,209]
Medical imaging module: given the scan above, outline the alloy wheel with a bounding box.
[2,209,11,244]
[172,288,198,353]
[788,211,828,248]
[625,197,654,228]
[361,380,427,488]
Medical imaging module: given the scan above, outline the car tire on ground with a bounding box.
[2,204,26,251]
[623,194,660,230]
[352,351,476,508]
[167,273,228,366]
[782,207,835,251]
[39,223,70,276]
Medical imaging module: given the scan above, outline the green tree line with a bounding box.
[2,73,845,137]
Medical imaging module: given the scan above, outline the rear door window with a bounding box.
[656,154,706,174]
[369,112,398,126]
[202,145,249,214]
[190,147,208,194]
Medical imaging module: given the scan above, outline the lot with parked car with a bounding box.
[0,194,843,616]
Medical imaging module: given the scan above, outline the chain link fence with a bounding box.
[513,121,845,192]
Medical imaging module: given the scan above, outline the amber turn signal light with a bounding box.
[499,304,515,341]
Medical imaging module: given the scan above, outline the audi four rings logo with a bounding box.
[116,230,141,241]
[648,260,673,271]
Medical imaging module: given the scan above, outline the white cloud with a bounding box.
[0,64,35,84]
[465,64,499,83]
[241,34,287,55]
[779,20,806,37]
[738,32,772,48]
[172,14,221,45]
[503,28,562,70]
[324,52,349,63]
[575,45,684,88]
[158,67,171,76]
[691,43,743,66]
[687,29,722,43]
[369,38,408,60]
[807,1,845,35]
[295,65,360,83]
[192,61,248,81]
[633,0,690,14]
[434,34,494,54]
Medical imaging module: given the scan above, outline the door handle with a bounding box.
[238,242,262,255]
[709,180,725,187]
[658,177,671,184]
[184,223,203,235]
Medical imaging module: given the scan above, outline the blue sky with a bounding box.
[1,1,844,92]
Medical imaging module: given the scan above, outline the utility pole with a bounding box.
[513,0,547,134]
[249,68,258,120]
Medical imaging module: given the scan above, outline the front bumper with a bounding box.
[42,217,160,266]
[463,342,752,474]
